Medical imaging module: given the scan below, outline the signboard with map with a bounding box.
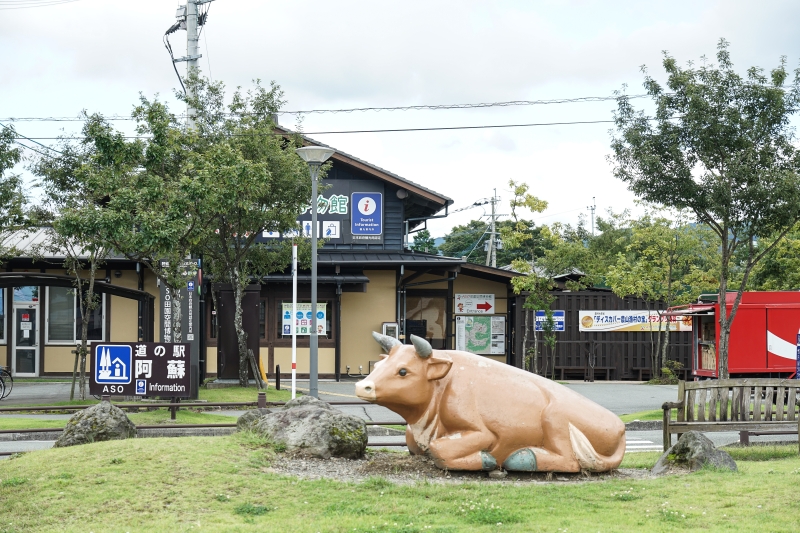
[455,315,506,355]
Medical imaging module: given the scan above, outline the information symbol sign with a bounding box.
[95,345,132,384]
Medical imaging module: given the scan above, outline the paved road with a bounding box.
[1,382,76,406]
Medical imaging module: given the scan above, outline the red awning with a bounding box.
[661,305,715,317]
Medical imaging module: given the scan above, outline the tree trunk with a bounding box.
[233,277,250,387]
[660,323,671,376]
[718,238,730,380]
[172,288,183,344]
[70,349,78,401]
[521,308,530,371]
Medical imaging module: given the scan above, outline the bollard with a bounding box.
[276,365,281,390]
[257,391,266,409]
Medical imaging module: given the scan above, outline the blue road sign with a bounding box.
[351,192,383,236]
[187,281,195,292]
[95,344,132,384]
[136,380,147,395]
[535,310,566,332]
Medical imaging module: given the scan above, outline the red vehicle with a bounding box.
[667,292,800,379]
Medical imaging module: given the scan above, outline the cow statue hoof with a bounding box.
[355,332,626,473]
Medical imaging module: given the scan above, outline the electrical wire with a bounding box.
[0,121,63,154]
[199,3,212,81]
[277,95,651,115]
[164,21,186,95]
[9,117,650,140]
[0,0,78,9]
[0,94,650,122]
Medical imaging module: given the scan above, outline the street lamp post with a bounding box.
[295,146,335,398]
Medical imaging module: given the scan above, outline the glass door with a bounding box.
[12,306,38,376]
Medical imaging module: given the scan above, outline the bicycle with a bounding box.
[0,366,12,400]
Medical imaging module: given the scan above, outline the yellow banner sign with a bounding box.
[579,311,692,332]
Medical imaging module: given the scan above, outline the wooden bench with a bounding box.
[662,379,800,452]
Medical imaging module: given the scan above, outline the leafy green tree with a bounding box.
[33,119,118,399]
[410,229,436,253]
[0,124,28,260]
[606,210,718,377]
[748,223,800,290]
[510,261,556,377]
[183,75,313,387]
[610,40,800,378]
[440,219,548,265]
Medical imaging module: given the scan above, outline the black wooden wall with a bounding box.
[511,291,692,381]
[323,162,405,251]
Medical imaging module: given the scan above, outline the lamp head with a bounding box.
[295,146,335,164]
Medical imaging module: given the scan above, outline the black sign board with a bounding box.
[89,342,192,397]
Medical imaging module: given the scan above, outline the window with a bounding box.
[46,287,105,344]
[406,291,447,350]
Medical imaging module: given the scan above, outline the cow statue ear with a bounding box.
[426,353,453,381]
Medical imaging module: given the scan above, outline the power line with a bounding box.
[10,117,638,140]
[0,0,79,9]
[0,121,63,155]
[0,94,650,122]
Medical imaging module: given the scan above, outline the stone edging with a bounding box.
[625,420,662,431]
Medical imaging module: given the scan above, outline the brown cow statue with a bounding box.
[355,333,626,473]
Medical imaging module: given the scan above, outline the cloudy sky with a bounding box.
[2,0,798,238]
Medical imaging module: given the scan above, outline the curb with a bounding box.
[625,420,662,431]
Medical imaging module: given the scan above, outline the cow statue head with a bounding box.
[355,333,453,414]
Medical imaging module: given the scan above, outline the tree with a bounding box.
[610,39,800,378]
[410,229,436,253]
[32,121,117,399]
[184,75,313,387]
[0,124,28,260]
[94,98,205,348]
[746,222,800,291]
[605,210,718,377]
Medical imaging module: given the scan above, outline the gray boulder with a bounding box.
[236,408,273,431]
[652,431,737,475]
[251,395,367,459]
[54,401,137,448]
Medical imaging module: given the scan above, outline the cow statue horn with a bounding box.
[372,331,401,354]
[410,334,433,358]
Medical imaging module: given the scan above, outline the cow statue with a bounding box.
[355,333,626,473]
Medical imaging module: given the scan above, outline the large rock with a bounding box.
[251,396,367,459]
[236,408,273,431]
[54,401,137,448]
[652,431,737,475]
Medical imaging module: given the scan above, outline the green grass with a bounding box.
[1,437,799,532]
[619,409,663,422]
[1,385,291,410]
[0,418,66,430]
[198,385,293,403]
[0,409,238,430]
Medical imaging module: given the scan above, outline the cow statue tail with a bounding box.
[568,423,626,472]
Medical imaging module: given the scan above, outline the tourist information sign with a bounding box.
[90,342,191,397]
[455,294,495,314]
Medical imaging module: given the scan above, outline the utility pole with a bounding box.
[172,0,214,129]
[485,189,498,268]
[587,196,596,236]
[185,0,199,129]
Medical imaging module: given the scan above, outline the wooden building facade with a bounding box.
[511,290,693,381]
